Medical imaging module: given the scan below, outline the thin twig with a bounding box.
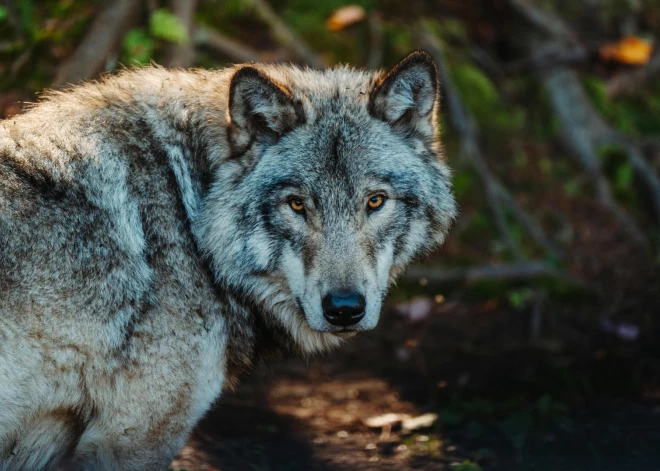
[606,47,660,99]
[405,261,584,286]
[194,25,264,63]
[543,68,647,244]
[505,43,587,74]
[469,46,507,84]
[245,0,326,68]
[10,46,33,77]
[507,0,656,244]
[54,0,142,86]
[508,0,578,44]
[366,11,384,69]
[600,134,660,226]
[529,289,545,346]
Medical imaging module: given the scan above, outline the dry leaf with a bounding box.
[600,35,653,65]
[394,297,435,323]
[402,413,439,431]
[326,5,367,32]
[364,412,411,428]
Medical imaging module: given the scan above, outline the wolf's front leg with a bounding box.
[71,396,200,471]
[70,355,224,470]
[71,407,193,471]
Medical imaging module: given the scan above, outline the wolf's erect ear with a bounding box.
[228,66,304,153]
[369,51,439,141]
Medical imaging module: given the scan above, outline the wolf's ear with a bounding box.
[228,66,304,153]
[369,51,439,141]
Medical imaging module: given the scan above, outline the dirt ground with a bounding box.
[170,265,660,471]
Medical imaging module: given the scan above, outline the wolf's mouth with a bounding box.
[295,297,361,336]
[332,330,358,338]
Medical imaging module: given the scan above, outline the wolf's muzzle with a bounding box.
[321,290,366,327]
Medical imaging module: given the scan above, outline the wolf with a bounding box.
[0,51,456,469]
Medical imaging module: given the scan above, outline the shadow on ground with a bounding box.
[172,278,660,471]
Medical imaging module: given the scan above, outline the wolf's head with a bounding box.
[199,51,456,354]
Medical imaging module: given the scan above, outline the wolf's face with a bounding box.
[200,52,456,352]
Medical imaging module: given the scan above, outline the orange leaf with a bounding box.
[326,5,367,32]
[599,35,654,65]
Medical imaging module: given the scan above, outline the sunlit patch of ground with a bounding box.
[171,272,660,471]
[171,365,468,471]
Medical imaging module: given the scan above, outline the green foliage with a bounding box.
[222,0,252,15]
[450,62,526,138]
[583,75,660,136]
[536,394,568,430]
[499,410,534,450]
[423,18,468,43]
[382,22,414,61]
[121,8,191,66]
[465,420,488,439]
[439,395,572,454]
[16,0,36,37]
[513,152,528,168]
[562,178,582,196]
[508,288,534,309]
[614,163,634,192]
[149,9,189,45]
[440,406,465,426]
[457,210,492,247]
[440,397,515,427]
[538,157,553,176]
[453,171,476,201]
[450,63,499,117]
[597,144,639,206]
[0,0,96,91]
[122,29,156,65]
[277,0,375,64]
[455,460,483,471]
[436,19,469,42]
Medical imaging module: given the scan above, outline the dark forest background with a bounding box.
[2,1,660,469]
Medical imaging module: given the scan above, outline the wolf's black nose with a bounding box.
[322,290,366,327]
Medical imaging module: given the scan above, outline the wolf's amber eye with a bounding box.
[289,197,305,213]
[367,195,386,211]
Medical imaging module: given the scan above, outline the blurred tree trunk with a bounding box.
[54,0,142,86]
[164,0,198,68]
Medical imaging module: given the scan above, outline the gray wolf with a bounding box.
[0,51,456,469]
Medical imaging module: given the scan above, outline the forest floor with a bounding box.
[2,1,660,470]
[168,164,660,471]
[171,266,660,471]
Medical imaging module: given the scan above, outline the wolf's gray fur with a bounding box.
[0,51,456,469]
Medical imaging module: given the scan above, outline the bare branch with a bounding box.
[405,261,584,286]
[164,0,198,68]
[366,11,384,69]
[490,185,525,261]
[54,0,142,87]
[10,47,33,77]
[508,0,655,245]
[505,43,587,74]
[245,0,326,68]
[606,47,660,99]
[194,25,264,64]
[529,289,545,346]
[508,0,578,44]
[543,68,651,244]
[418,27,563,259]
[599,133,660,226]
[469,47,507,84]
